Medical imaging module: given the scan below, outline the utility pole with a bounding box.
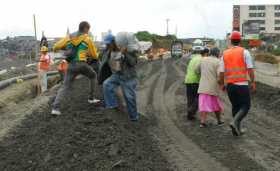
[166,19,170,35]
[175,25,178,37]
[33,14,38,62]
[67,27,70,36]
[33,14,37,40]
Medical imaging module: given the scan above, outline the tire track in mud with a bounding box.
[173,57,280,170]
[138,58,229,171]
[138,60,163,85]
[220,95,280,171]
[137,60,163,116]
[174,89,268,171]
[164,58,181,92]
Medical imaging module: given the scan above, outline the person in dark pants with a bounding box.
[51,21,100,115]
[184,48,203,120]
[227,84,251,130]
[186,84,199,120]
[219,31,256,136]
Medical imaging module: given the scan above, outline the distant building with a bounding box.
[233,4,280,36]
[14,36,35,41]
[0,36,37,58]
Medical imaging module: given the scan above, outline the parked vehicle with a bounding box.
[171,40,183,58]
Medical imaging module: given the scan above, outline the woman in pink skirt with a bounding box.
[195,48,224,128]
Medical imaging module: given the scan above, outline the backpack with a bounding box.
[64,43,80,62]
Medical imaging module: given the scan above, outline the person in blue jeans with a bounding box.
[100,32,139,121]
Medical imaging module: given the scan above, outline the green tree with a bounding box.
[135,31,177,49]
[135,31,154,41]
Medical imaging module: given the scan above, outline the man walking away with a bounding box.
[184,47,203,120]
[219,31,256,136]
[51,21,100,115]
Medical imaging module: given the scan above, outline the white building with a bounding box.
[233,5,280,35]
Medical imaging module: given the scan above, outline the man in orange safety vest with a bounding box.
[219,31,256,136]
[38,46,53,93]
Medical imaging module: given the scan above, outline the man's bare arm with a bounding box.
[248,68,256,91]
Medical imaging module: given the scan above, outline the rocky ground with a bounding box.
[0,56,279,170]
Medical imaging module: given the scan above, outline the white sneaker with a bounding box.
[51,109,61,115]
[240,128,247,135]
[88,98,101,104]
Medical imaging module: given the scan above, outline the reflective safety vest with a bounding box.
[38,54,51,71]
[223,46,248,84]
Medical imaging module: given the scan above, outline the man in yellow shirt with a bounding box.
[51,21,100,115]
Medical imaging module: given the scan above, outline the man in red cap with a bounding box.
[219,31,256,136]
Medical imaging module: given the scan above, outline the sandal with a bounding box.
[200,123,207,128]
[217,121,225,126]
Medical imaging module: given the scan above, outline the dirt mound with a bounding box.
[252,82,280,119]
[255,53,279,64]
[0,78,171,170]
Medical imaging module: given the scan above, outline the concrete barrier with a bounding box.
[256,71,280,88]
[255,61,279,76]
[26,63,37,67]
[255,61,280,88]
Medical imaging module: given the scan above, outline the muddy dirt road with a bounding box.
[137,57,280,171]
[0,57,279,170]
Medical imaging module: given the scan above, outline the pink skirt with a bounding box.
[199,94,223,113]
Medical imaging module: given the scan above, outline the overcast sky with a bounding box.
[0,0,279,39]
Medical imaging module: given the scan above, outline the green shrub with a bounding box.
[135,31,177,49]
[241,40,250,49]
[271,48,280,56]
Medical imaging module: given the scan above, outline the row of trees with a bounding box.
[135,31,177,49]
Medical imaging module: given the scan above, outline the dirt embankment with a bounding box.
[0,78,172,170]
[254,53,279,64]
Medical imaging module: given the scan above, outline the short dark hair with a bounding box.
[192,50,200,54]
[79,21,90,32]
[210,47,220,58]
[106,40,119,51]
[200,48,209,55]
[231,39,240,46]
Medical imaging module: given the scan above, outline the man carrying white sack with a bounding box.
[102,32,140,122]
